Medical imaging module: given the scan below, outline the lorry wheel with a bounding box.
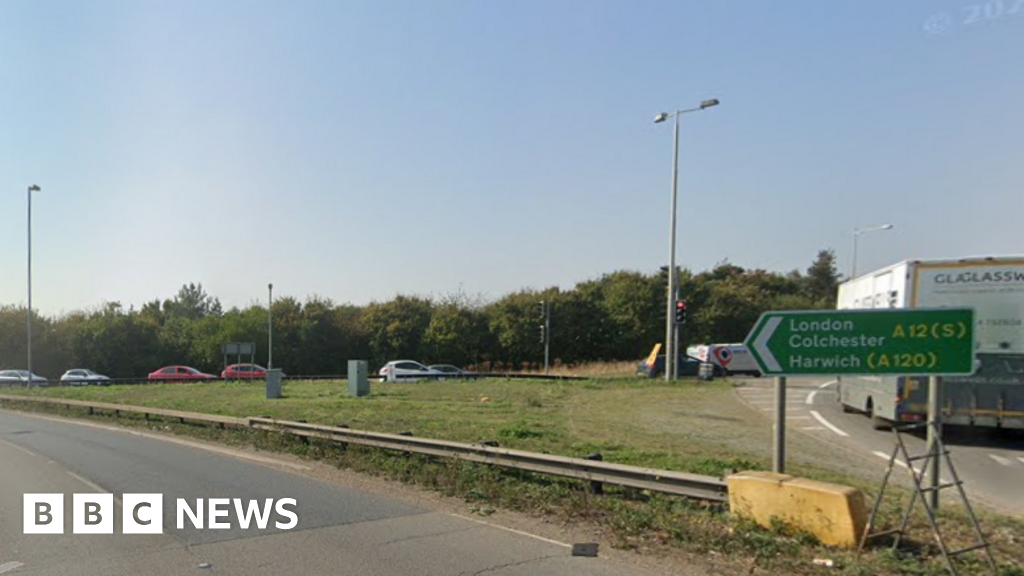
[841,403,856,414]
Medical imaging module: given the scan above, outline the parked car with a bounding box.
[60,369,111,385]
[428,364,479,379]
[148,366,218,381]
[0,370,49,385]
[378,360,444,382]
[221,363,268,379]
[636,355,723,378]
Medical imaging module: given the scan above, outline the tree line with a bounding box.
[0,251,840,377]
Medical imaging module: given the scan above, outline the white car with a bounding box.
[61,369,111,385]
[0,370,48,385]
[378,360,445,382]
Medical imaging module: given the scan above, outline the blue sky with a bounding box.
[1,1,1021,315]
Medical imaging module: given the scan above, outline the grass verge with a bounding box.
[1,379,1022,576]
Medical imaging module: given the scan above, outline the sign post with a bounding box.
[744,308,974,481]
[927,375,942,509]
[774,376,786,473]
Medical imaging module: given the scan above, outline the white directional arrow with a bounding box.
[752,316,783,373]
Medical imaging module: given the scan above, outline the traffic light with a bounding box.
[539,324,546,343]
[539,300,546,319]
[675,300,687,324]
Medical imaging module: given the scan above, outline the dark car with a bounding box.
[636,355,723,378]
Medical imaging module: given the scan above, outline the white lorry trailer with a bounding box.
[686,344,762,376]
[835,256,1024,429]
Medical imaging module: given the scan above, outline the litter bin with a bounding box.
[348,360,369,397]
[266,369,283,399]
[698,363,716,381]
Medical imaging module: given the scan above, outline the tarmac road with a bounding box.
[0,410,669,576]
[735,377,1024,515]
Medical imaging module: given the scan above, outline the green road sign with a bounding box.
[744,308,975,376]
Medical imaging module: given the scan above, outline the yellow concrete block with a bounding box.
[727,471,868,547]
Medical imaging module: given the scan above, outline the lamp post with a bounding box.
[851,224,894,278]
[654,99,719,380]
[27,184,40,385]
[268,283,273,370]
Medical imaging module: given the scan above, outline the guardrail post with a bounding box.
[585,453,604,495]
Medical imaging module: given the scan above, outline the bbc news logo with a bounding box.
[23,494,297,534]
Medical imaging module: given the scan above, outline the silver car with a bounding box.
[60,369,111,385]
[378,360,445,382]
[0,370,48,385]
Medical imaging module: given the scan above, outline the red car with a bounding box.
[148,366,218,381]
[220,363,268,379]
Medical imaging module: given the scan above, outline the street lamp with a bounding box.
[268,283,274,370]
[654,99,719,380]
[27,184,40,386]
[851,224,894,278]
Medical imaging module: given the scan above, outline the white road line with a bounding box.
[810,410,850,437]
[450,514,572,548]
[872,450,892,461]
[788,416,813,420]
[871,451,918,473]
[804,380,837,406]
[0,409,310,471]
[0,437,37,457]
[67,472,126,511]
[800,426,826,431]
[1018,457,1024,466]
[989,454,1014,466]
[66,471,108,494]
[0,562,26,574]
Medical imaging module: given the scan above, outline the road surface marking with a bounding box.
[1018,457,1024,466]
[451,514,571,548]
[805,380,837,405]
[871,451,923,474]
[810,411,850,437]
[788,415,813,420]
[0,409,310,471]
[0,437,37,457]
[0,562,25,575]
[989,454,1013,466]
[800,426,826,431]
[67,471,113,496]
